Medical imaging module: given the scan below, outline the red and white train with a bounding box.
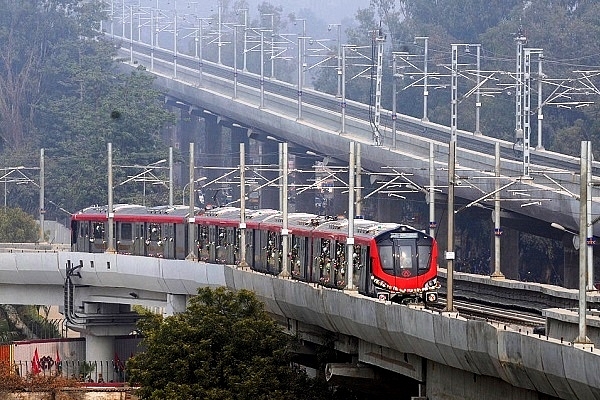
[71,204,440,303]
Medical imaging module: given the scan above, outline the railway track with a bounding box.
[428,298,546,328]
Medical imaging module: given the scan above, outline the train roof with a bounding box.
[72,204,200,220]
[73,205,430,239]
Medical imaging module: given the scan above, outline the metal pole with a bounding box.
[429,142,435,238]
[450,44,459,143]
[260,31,265,108]
[186,143,197,261]
[337,25,342,98]
[173,10,178,78]
[575,141,590,344]
[198,20,203,85]
[297,36,303,120]
[169,147,173,206]
[346,141,355,290]
[39,149,45,244]
[239,142,248,267]
[474,44,481,135]
[445,140,456,312]
[270,15,275,79]
[392,54,397,149]
[129,6,134,64]
[341,45,347,133]
[242,10,248,71]
[150,9,154,70]
[422,37,429,121]
[492,142,504,278]
[586,142,594,290]
[536,52,544,150]
[217,1,222,64]
[279,143,283,211]
[355,144,361,217]
[106,143,116,253]
[233,25,238,99]
[280,142,290,277]
[523,48,532,177]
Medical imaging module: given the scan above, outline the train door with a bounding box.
[332,240,346,288]
[291,235,310,280]
[215,226,234,264]
[208,225,217,263]
[242,229,253,266]
[174,222,187,259]
[265,230,281,274]
[198,225,210,261]
[358,246,374,296]
[255,229,266,272]
[90,222,106,253]
[228,227,238,265]
[133,223,145,256]
[71,220,88,252]
[145,223,162,257]
[162,223,175,259]
[315,238,333,286]
[118,222,134,254]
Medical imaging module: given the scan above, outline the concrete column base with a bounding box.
[166,293,187,316]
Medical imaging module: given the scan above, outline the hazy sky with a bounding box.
[245,0,365,22]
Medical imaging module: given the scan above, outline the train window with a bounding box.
[80,223,88,239]
[92,223,104,239]
[418,244,432,271]
[397,245,413,270]
[121,223,132,241]
[149,224,161,241]
[379,244,394,274]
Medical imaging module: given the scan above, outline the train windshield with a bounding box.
[377,232,433,277]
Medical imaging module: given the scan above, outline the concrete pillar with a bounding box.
[86,335,115,364]
[435,203,448,257]
[204,115,223,184]
[294,154,316,214]
[260,140,279,210]
[231,127,250,205]
[562,234,579,289]
[499,227,519,280]
[165,294,187,316]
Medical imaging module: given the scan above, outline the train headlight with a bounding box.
[426,278,439,288]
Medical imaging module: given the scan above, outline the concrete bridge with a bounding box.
[112,36,600,243]
[1,249,600,399]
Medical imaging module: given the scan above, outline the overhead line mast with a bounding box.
[370,27,385,146]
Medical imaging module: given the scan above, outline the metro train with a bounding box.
[71,204,440,304]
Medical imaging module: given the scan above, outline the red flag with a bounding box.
[32,348,41,375]
[55,349,61,371]
[114,352,125,372]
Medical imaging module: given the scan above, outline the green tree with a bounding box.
[0,1,176,217]
[0,207,38,243]
[128,287,339,400]
[0,0,104,151]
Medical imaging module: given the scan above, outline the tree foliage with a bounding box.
[312,0,600,155]
[0,1,176,218]
[0,207,39,243]
[0,361,79,392]
[128,287,339,400]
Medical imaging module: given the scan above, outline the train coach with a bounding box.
[71,204,440,304]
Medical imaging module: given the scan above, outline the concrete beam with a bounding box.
[325,362,375,382]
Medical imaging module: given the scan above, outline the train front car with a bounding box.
[369,224,440,304]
